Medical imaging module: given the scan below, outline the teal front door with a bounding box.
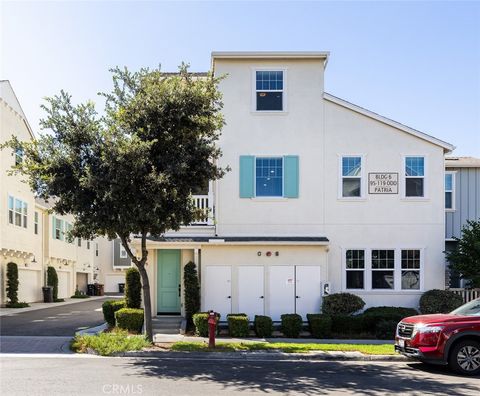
[157,250,181,314]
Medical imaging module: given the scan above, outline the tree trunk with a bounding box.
[137,264,153,342]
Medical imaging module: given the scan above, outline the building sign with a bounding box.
[368,173,399,194]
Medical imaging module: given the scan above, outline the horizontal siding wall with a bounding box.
[445,167,480,239]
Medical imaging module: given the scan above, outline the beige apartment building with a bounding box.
[0,80,101,304]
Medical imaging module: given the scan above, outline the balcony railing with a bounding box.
[191,194,214,225]
[449,288,480,303]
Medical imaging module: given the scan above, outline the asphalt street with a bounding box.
[0,297,109,336]
[1,355,479,396]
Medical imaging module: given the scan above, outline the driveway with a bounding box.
[0,297,110,353]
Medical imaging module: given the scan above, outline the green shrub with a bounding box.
[322,293,365,316]
[330,315,366,335]
[115,308,144,333]
[361,306,418,333]
[192,312,221,337]
[419,289,464,314]
[47,266,59,301]
[280,314,303,338]
[102,300,126,327]
[375,320,398,340]
[125,268,141,309]
[6,262,19,305]
[254,315,273,338]
[227,315,250,337]
[306,314,332,338]
[183,261,200,325]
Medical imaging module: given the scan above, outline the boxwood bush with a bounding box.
[227,314,250,337]
[254,315,273,337]
[375,319,398,340]
[330,315,365,335]
[361,306,418,333]
[102,300,126,327]
[419,289,464,314]
[115,308,144,333]
[322,293,365,316]
[306,314,332,338]
[192,312,221,337]
[280,314,303,338]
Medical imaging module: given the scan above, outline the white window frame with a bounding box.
[54,217,63,240]
[87,241,90,250]
[251,67,288,113]
[400,248,423,291]
[402,155,428,199]
[8,195,27,229]
[253,155,285,199]
[119,245,128,259]
[95,243,99,257]
[338,154,366,200]
[344,248,366,291]
[34,211,39,235]
[15,146,24,165]
[445,171,456,211]
[371,249,396,291]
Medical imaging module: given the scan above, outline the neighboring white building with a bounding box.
[0,80,104,304]
[134,51,455,320]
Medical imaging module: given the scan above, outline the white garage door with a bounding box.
[268,266,295,321]
[105,274,125,293]
[57,271,70,299]
[18,269,42,303]
[295,266,321,318]
[238,266,264,317]
[204,266,231,318]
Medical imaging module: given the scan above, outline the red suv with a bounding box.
[395,298,480,375]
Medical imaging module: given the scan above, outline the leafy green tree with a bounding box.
[6,262,19,305]
[2,65,226,340]
[446,220,480,288]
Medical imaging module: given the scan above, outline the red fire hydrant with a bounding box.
[208,310,217,348]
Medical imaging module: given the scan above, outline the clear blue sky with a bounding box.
[1,1,479,155]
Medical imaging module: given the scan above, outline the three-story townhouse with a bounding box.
[136,52,454,321]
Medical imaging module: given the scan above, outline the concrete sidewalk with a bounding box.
[154,334,394,345]
[0,295,121,317]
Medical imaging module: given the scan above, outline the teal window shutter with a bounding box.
[52,216,56,239]
[284,155,299,198]
[239,156,255,198]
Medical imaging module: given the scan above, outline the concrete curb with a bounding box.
[108,350,409,362]
[76,323,108,336]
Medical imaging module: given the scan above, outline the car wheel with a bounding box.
[448,340,480,376]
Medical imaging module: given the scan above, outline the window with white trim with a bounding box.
[34,211,39,235]
[15,147,24,165]
[445,172,455,210]
[54,218,63,240]
[341,156,362,197]
[346,250,365,289]
[371,249,395,289]
[120,246,128,258]
[255,70,284,111]
[95,243,99,257]
[405,156,425,197]
[78,238,81,247]
[65,222,73,243]
[401,249,421,290]
[8,195,27,228]
[255,157,283,197]
[87,241,90,250]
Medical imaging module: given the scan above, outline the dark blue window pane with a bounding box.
[256,157,283,197]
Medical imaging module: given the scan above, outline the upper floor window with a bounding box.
[255,157,283,197]
[65,222,73,243]
[445,172,455,210]
[34,211,39,235]
[87,241,90,250]
[371,249,395,289]
[341,156,362,198]
[255,70,284,111]
[78,238,81,247]
[95,243,99,257]
[8,195,27,228]
[405,156,425,197]
[120,246,128,258]
[15,147,24,165]
[54,217,63,240]
[346,249,365,289]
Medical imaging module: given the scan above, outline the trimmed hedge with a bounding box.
[115,308,144,333]
[6,262,19,305]
[281,314,303,338]
[361,306,418,333]
[322,293,365,316]
[125,268,141,309]
[227,314,250,337]
[47,266,59,301]
[306,314,332,338]
[102,300,126,327]
[330,315,365,335]
[419,289,464,314]
[183,261,200,325]
[192,312,221,337]
[375,320,398,340]
[254,315,273,338]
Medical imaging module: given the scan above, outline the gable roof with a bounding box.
[324,93,455,153]
[0,80,35,139]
